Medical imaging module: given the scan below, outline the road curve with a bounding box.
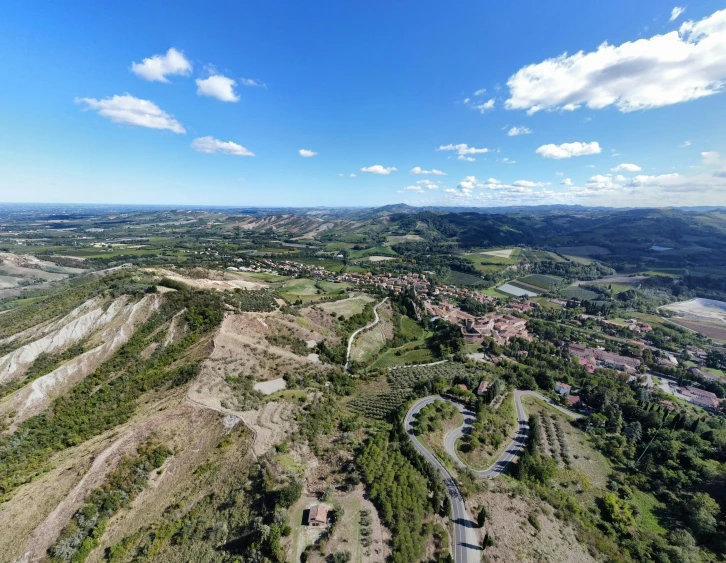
[441,390,582,478]
[404,391,583,562]
[344,297,388,372]
[404,396,482,563]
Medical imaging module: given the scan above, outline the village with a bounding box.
[228,257,723,415]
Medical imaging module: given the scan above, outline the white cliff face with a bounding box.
[0,297,127,385]
[1,294,161,426]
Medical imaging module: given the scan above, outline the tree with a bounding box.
[624,421,642,442]
[477,506,487,528]
[687,492,720,537]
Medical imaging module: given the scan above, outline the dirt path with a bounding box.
[345,297,388,372]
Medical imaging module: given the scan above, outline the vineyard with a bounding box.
[539,411,572,468]
[349,362,487,420]
[387,362,483,390]
[347,389,411,420]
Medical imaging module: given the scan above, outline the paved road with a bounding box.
[344,297,388,372]
[404,391,582,562]
[404,397,482,563]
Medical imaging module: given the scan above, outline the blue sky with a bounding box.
[1,1,725,207]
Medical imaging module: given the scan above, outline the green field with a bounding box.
[473,262,506,275]
[370,347,435,369]
[316,280,350,292]
[560,286,599,300]
[443,270,487,287]
[281,278,319,296]
[519,274,563,290]
[520,249,563,262]
[318,294,375,317]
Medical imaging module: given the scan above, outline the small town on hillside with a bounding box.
[229,257,724,415]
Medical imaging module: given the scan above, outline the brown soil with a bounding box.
[473,480,597,563]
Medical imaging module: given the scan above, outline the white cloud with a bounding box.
[536,141,601,159]
[458,156,476,162]
[191,136,254,156]
[626,171,726,192]
[502,157,516,164]
[240,78,266,87]
[196,75,240,102]
[473,88,487,96]
[399,185,424,193]
[350,173,357,177]
[410,166,446,175]
[512,180,549,187]
[702,151,720,164]
[299,149,317,157]
[76,94,185,134]
[681,140,692,147]
[471,98,495,113]
[561,178,573,185]
[612,163,642,172]
[455,175,549,195]
[505,8,726,114]
[361,165,397,175]
[508,126,532,136]
[438,143,490,158]
[130,48,191,82]
[416,179,442,189]
[670,6,685,22]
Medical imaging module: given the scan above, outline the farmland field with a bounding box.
[668,319,726,341]
[560,286,599,300]
[444,269,487,287]
[281,278,319,296]
[318,293,375,317]
[518,274,563,290]
[480,248,514,258]
[369,345,434,369]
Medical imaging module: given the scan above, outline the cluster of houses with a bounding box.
[679,386,722,410]
[601,318,653,334]
[568,343,642,375]
[424,302,531,345]
[555,381,583,408]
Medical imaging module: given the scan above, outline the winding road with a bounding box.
[404,390,582,562]
[344,297,388,372]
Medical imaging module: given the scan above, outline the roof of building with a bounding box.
[309,505,328,523]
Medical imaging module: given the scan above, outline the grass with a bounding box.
[482,287,510,298]
[282,278,319,296]
[264,389,308,403]
[443,270,486,287]
[370,346,435,369]
[522,396,611,491]
[560,286,599,300]
[318,294,375,318]
[316,280,350,292]
[277,453,306,475]
[399,316,425,340]
[519,274,563,289]
[233,271,288,283]
[473,262,506,275]
[630,490,667,535]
